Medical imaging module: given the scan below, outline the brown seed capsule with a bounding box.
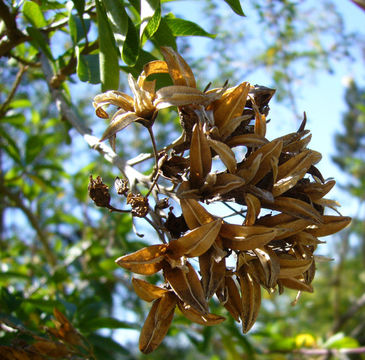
[88,175,110,208]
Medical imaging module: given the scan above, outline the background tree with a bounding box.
[0,0,364,359]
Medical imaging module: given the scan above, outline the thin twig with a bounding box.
[0,64,28,117]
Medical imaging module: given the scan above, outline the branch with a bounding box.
[0,64,28,117]
[39,53,157,192]
[332,293,365,333]
[0,184,57,267]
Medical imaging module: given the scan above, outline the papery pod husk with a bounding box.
[177,300,225,326]
[180,198,215,229]
[246,184,275,203]
[227,134,268,148]
[154,86,208,109]
[190,123,212,188]
[219,114,252,140]
[244,193,261,226]
[140,60,169,82]
[254,247,280,290]
[278,277,313,293]
[93,90,134,115]
[115,244,167,275]
[275,129,310,148]
[303,260,316,285]
[237,153,263,185]
[220,223,279,251]
[100,110,142,141]
[296,179,336,201]
[199,245,226,300]
[282,133,312,153]
[304,215,351,237]
[276,150,321,180]
[216,275,243,322]
[263,196,323,223]
[207,138,237,173]
[278,257,313,278]
[168,219,222,258]
[245,139,283,185]
[160,46,196,88]
[163,261,208,314]
[253,105,266,137]
[176,181,201,199]
[139,292,177,354]
[209,82,250,129]
[132,278,169,302]
[208,173,245,196]
[313,198,341,212]
[289,231,324,246]
[238,267,261,333]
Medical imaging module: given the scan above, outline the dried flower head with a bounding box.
[88,175,110,208]
[91,47,351,354]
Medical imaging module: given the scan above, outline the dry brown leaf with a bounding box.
[219,114,252,140]
[244,193,261,226]
[254,247,280,290]
[115,244,167,275]
[139,292,177,354]
[263,196,323,223]
[31,341,70,358]
[227,134,268,148]
[237,153,263,184]
[168,219,222,258]
[220,223,279,251]
[279,277,313,293]
[283,133,312,153]
[278,257,313,278]
[132,278,169,302]
[177,301,225,326]
[163,262,208,314]
[199,245,226,300]
[180,198,215,229]
[305,216,351,237]
[190,123,212,187]
[176,181,201,199]
[210,82,250,129]
[209,173,245,196]
[160,46,196,87]
[208,138,237,173]
[238,269,261,333]
[296,179,336,201]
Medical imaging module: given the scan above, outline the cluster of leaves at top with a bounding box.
[90,47,351,354]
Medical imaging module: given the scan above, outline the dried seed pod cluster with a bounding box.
[92,47,351,353]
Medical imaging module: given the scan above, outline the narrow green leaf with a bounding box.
[223,0,246,16]
[69,14,90,44]
[76,46,100,84]
[121,49,157,77]
[72,0,85,16]
[0,128,22,164]
[122,16,140,66]
[140,0,160,37]
[96,0,120,91]
[164,15,215,38]
[102,0,128,54]
[26,27,54,60]
[23,1,47,27]
[151,17,176,49]
[142,3,161,42]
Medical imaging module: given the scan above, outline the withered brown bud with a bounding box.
[164,208,188,238]
[88,175,110,208]
[127,193,149,217]
[155,198,169,210]
[115,177,129,196]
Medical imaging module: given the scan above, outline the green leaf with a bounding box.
[223,0,246,16]
[96,0,120,91]
[88,334,131,357]
[142,3,161,44]
[76,47,100,84]
[121,49,157,77]
[325,333,359,349]
[122,16,140,66]
[140,0,160,38]
[8,99,32,109]
[0,128,22,164]
[23,1,47,28]
[26,27,54,60]
[164,15,215,38]
[102,0,128,54]
[152,16,176,49]
[69,14,90,44]
[72,0,85,16]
